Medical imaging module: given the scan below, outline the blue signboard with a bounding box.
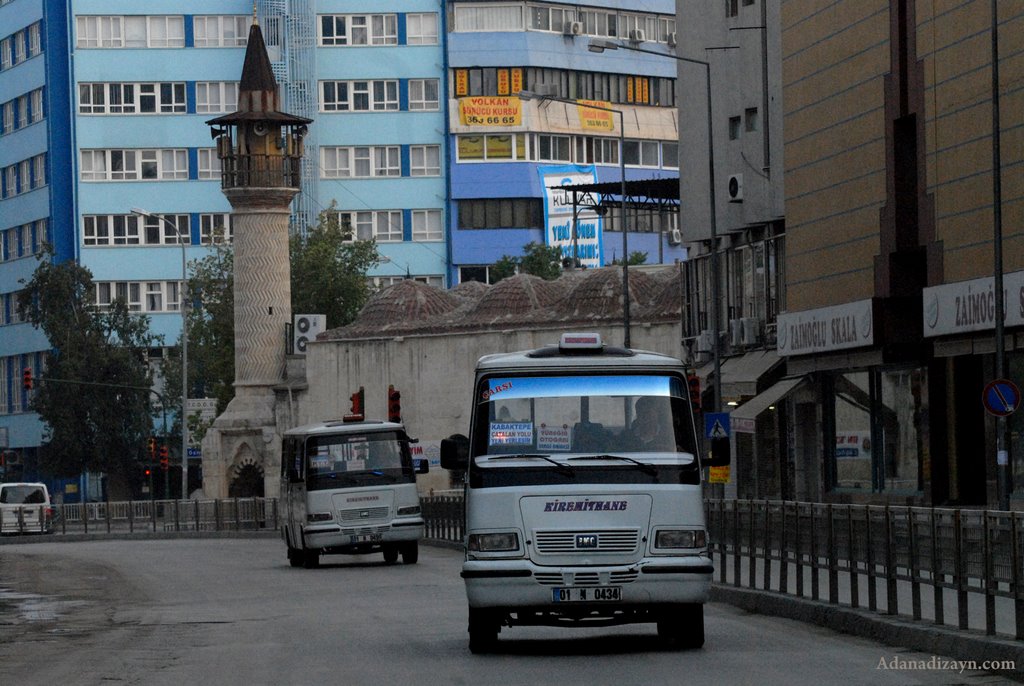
[187,447,202,458]
[705,412,731,440]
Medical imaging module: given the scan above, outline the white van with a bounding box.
[441,333,728,652]
[281,419,428,568]
[0,482,55,534]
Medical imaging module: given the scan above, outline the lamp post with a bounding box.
[132,208,189,500]
[518,90,631,348]
[589,38,725,414]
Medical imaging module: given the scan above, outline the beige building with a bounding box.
[772,1,1024,506]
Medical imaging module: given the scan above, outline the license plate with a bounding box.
[552,586,621,603]
[349,533,383,543]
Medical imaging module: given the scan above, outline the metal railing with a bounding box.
[0,498,278,536]
[705,500,1024,640]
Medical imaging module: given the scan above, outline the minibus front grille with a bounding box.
[337,506,390,523]
[533,530,640,554]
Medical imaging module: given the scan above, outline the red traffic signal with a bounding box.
[387,385,401,423]
[159,445,169,470]
[687,374,702,413]
[344,386,365,421]
[143,466,152,477]
[22,367,32,391]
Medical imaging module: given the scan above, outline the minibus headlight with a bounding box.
[397,505,421,516]
[306,512,333,523]
[467,532,519,552]
[655,529,707,549]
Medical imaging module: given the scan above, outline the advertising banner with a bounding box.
[576,100,615,131]
[458,96,522,127]
[538,165,603,269]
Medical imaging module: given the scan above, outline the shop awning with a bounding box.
[731,376,807,432]
[702,350,782,399]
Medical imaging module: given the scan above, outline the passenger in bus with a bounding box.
[630,396,675,451]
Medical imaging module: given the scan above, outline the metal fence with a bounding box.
[705,499,1024,640]
[0,498,278,536]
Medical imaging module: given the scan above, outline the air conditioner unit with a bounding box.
[696,329,715,353]
[741,317,761,345]
[563,21,583,36]
[727,173,744,202]
[667,228,683,245]
[667,31,678,48]
[293,314,325,355]
[729,319,743,347]
[629,29,647,43]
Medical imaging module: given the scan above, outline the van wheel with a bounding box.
[302,547,320,569]
[658,603,704,649]
[383,545,399,564]
[468,608,499,653]
[287,545,303,568]
[401,542,419,565]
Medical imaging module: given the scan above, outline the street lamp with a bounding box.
[518,90,632,347]
[132,207,189,500]
[589,38,726,414]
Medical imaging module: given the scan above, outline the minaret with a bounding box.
[201,16,311,499]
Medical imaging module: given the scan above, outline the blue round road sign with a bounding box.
[983,379,1020,417]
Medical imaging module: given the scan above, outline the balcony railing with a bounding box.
[219,154,302,190]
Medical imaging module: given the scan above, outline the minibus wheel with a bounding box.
[383,545,399,564]
[401,541,419,564]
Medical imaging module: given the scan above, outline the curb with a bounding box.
[711,585,1024,682]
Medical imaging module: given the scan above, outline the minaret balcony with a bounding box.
[219,153,303,190]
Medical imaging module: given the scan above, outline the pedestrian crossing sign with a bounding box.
[705,412,731,440]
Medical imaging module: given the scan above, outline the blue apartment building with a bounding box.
[0,0,682,478]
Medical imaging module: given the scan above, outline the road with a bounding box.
[0,538,1016,685]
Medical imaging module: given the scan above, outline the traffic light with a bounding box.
[388,385,401,423]
[22,367,32,391]
[345,386,365,421]
[687,373,702,414]
[159,445,169,470]
[147,436,157,459]
[143,465,152,478]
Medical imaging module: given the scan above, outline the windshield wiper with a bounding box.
[482,453,575,475]
[567,454,658,475]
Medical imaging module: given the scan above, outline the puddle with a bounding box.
[0,587,86,622]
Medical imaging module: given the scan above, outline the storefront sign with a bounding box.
[539,165,603,269]
[576,100,615,131]
[458,97,522,127]
[922,269,1024,337]
[777,299,874,356]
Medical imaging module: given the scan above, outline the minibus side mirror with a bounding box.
[440,435,469,470]
[704,437,731,467]
[414,458,430,474]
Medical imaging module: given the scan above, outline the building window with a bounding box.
[200,214,232,244]
[27,23,41,57]
[726,0,739,18]
[30,88,43,123]
[453,5,525,32]
[338,210,403,242]
[745,107,759,132]
[827,368,927,494]
[729,116,741,140]
[0,37,10,70]
[320,80,399,111]
[197,149,221,180]
[94,282,143,311]
[196,82,239,114]
[194,16,249,47]
[406,13,439,44]
[76,16,185,48]
[410,145,441,176]
[31,154,45,188]
[80,149,188,181]
[411,209,443,241]
[456,134,529,162]
[78,82,186,114]
[534,134,571,162]
[2,102,12,134]
[408,79,440,111]
[319,14,398,46]
[662,141,679,169]
[459,266,495,284]
[321,146,401,178]
[458,198,543,229]
[622,140,659,167]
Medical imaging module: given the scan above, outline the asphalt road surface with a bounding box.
[0,538,1016,685]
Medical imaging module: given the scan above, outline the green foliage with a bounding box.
[290,204,380,329]
[491,242,563,283]
[17,253,161,484]
[609,251,648,266]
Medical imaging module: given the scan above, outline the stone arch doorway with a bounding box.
[229,461,265,498]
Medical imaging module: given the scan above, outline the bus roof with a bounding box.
[475,341,684,373]
[283,419,405,437]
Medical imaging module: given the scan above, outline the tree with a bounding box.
[17,254,161,492]
[290,205,380,328]
[490,242,563,283]
[609,251,648,266]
